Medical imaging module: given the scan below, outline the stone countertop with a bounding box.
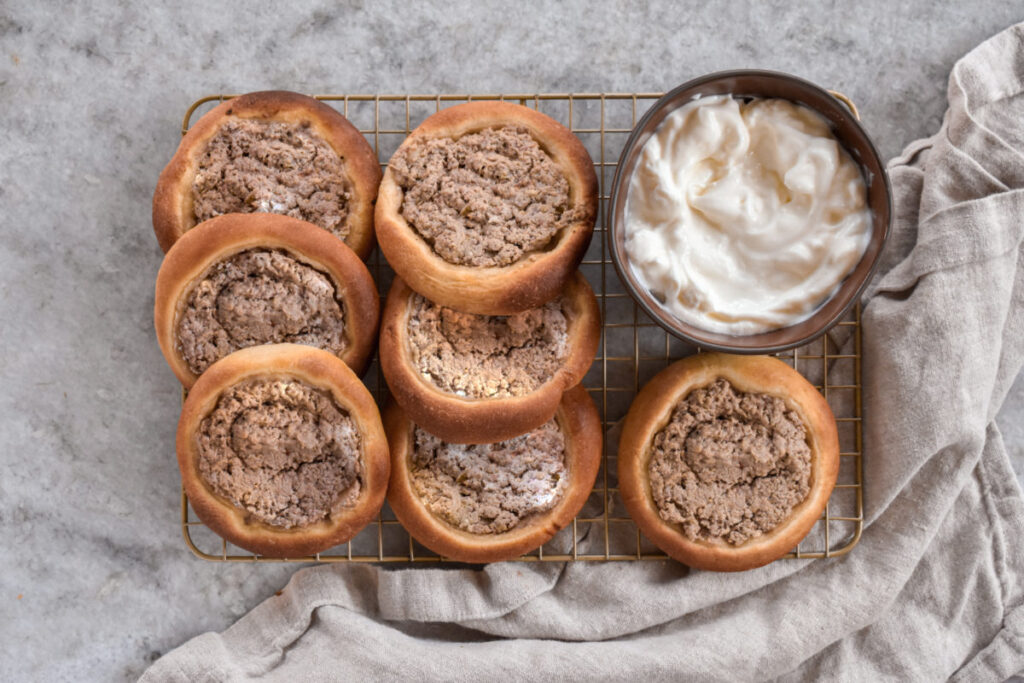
[1,2,1022,680]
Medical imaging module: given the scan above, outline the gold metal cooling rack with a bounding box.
[178,93,865,563]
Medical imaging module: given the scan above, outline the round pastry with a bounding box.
[379,271,600,444]
[618,353,839,572]
[375,101,598,314]
[154,213,379,388]
[177,344,389,557]
[384,384,601,563]
[153,90,381,259]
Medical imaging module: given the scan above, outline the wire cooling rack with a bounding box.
[178,93,865,563]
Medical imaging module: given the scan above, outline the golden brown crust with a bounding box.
[177,344,389,557]
[385,384,601,563]
[154,213,380,388]
[153,90,380,259]
[375,101,598,314]
[379,271,600,444]
[618,353,839,572]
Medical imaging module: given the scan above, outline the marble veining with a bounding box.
[0,1,1022,680]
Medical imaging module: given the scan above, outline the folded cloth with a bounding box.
[142,23,1024,683]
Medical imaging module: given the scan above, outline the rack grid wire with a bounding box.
[178,92,865,564]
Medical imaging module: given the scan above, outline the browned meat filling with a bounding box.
[177,249,346,376]
[411,420,567,534]
[389,126,582,267]
[192,119,351,238]
[197,378,362,529]
[648,378,812,545]
[406,294,568,398]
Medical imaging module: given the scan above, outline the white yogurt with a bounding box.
[624,95,871,334]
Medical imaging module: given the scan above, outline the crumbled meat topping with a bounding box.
[388,126,583,267]
[197,378,362,529]
[648,378,812,545]
[406,294,568,398]
[192,119,352,238]
[410,420,567,534]
[176,249,347,376]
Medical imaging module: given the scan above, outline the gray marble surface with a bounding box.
[1,2,1022,680]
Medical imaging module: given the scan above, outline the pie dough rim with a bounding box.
[153,90,381,259]
[379,272,600,444]
[177,344,390,558]
[617,353,839,572]
[154,213,380,388]
[384,383,602,563]
[374,101,598,314]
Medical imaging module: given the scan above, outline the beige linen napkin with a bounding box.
[141,22,1024,682]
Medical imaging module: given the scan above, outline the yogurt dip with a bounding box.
[624,95,871,335]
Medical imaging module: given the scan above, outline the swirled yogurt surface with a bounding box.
[624,95,871,334]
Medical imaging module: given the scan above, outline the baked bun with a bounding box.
[375,101,598,314]
[155,213,379,388]
[153,90,380,259]
[384,384,601,563]
[177,344,389,557]
[379,272,600,444]
[618,353,839,572]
